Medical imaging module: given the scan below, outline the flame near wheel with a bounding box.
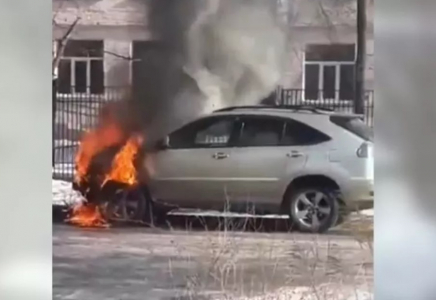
[104,186,148,224]
[68,107,150,228]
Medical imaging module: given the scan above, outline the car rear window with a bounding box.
[283,119,331,146]
[330,116,373,142]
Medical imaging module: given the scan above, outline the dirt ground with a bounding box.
[53,215,373,300]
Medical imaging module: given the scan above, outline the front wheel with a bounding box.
[288,188,339,233]
[105,186,153,225]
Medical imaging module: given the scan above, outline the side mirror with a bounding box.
[155,136,170,150]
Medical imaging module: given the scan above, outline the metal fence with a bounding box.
[277,89,374,128]
[52,86,128,180]
[52,86,374,180]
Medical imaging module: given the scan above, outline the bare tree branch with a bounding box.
[103,50,140,61]
[316,0,339,43]
[52,16,81,76]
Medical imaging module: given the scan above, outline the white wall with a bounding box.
[52,0,374,90]
[280,0,374,89]
[53,0,153,86]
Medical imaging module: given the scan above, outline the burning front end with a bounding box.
[68,105,153,227]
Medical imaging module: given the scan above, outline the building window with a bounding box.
[57,40,104,94]
[303,44,355,101]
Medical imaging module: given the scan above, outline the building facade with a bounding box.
[277,0,374,102]
[52,0,374,101]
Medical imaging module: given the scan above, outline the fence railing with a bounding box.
[277,89,374,128]
[52,86,374,180]
[53,86,128,180]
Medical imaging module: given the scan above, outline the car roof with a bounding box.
[211,105,363,119]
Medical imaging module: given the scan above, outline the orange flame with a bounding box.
[68,203,109,228]
[70,101,146,228]
[74,121,124,185]
[71,106,145,228]
[101,135,142,187]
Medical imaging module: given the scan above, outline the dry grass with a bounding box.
[162,199,373,300]
[58,183,373,299]
[337,212,374,253]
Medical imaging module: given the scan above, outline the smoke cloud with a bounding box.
[75,0,288,200]
[127,0,287,142]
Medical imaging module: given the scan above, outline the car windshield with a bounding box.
[330,116,373,142]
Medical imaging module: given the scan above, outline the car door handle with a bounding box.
[287,151,304,158]
[212,152,229,160]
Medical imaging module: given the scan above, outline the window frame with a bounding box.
[230,114,331,147]
[302,44,356,103]
[233,115,287,148]
[55,40,105,95]
[168,115,241,150]
[283,118,332,146]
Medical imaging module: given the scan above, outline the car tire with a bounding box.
[105,186,152,224]
[288,188,339,233]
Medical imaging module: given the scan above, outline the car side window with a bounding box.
[169,117,236,149]
[237,117,285,147]
[283,119,331,146]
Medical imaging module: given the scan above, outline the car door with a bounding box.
[147,115,240,209]
[229,116,309,209]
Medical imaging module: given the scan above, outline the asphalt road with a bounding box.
[53,218,373,300]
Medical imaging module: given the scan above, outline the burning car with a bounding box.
[70,104,373,233]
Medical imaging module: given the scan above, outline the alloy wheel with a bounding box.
[292,190,332,229]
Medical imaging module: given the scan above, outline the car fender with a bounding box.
[280,167,349,198]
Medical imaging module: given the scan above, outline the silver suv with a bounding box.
[145,105,374,233]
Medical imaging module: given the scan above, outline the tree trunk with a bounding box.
[354,0,366,114]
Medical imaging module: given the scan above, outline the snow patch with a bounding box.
[360,209,374,217]
[52,180,84,207]
[228,283,373,300]
[169,208,374,219]
[168,209,289,219]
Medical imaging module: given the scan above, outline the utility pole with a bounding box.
[354,0,366,114]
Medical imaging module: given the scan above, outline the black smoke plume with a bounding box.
[128,0,287,142]
[76,0,287,199]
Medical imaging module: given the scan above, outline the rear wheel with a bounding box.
[288,188,339,233]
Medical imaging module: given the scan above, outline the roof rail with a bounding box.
[213,105,335,113]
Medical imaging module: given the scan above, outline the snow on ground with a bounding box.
[230,283,373,300]
[360,209,374,216]
[52,180,84,207]
[53,178,373,300]
[169,208,374,218]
